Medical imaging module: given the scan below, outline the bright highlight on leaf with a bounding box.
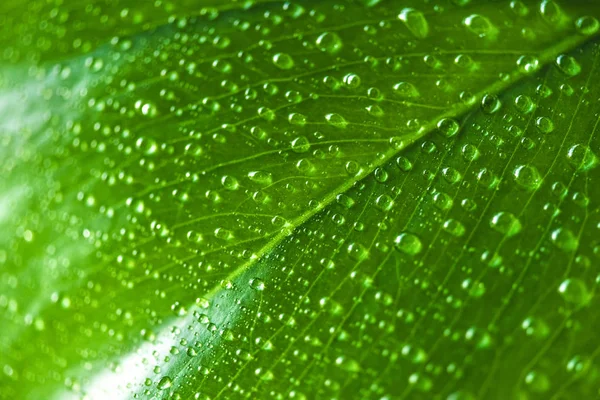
[1,1,600,399]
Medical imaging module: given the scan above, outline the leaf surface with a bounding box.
[1,1,600,399]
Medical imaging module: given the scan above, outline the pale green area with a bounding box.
[1,1,600,399]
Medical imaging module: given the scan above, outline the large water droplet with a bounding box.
[316,32,343,53]
[513,164,542,191]
[555,54,581,77]
[551,227,578,251]
[490,212,522,237]
[558,278,590,305]
[394,232,423,255]
[567,144,598,171]
[157,376,172,390]
[272,53,294,69]
[463,14,497,38]
[398,8,429,39]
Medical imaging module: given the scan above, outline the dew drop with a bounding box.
[550,227,578,252]
[136,137,158,155]
[437,118,460,138]
[575,16,599,35]
[555,54,581,77]
[157,376,172,390]
[398,8,429,39]
[315,32,343,53]
[513,164,542,191]
[326,113,348,128]
[566,144,598,171]
[291,136,311,153]
[490,212,522,237]
[539,0,564,25]
[517,55,540,74]
[343,73,361,89]
[558,278,590,306]
[272,53,294,69]
[249,278,265,291]
[221,175,240,191]
[375,194,394,211]
[535,116,554,134]
[481,94,501,114]
[248,170,273,185]
[514,94,535,114]
[443,219,466,237]
[393,81,419,98]
[394,233,423,255]
[463,14,497,38]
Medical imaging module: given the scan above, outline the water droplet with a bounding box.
[136,137,158,155]
[288,113,307,126]
[513,164,542,191]
[343,73,361,89]
[443,219,466,237]
[558,279,590,305]
[248,171,273,185]
[575,16,599,35]
[347,242,369,261]
[461,144,480,161]
[221,175,240,190]
[539,0,564,25]
[325,113,348,128]
[157,376,172,390]
[336,194,355,209]
[315,32,343,53]
[567,144,598,171]
[374,167,389,183]
[375,194,394,211]
[396,156,413,172]
[555,54,581,77]
[551,227,578,251]
[463,14,497,38]
[509,1,529,17]
[249,278,265,291]
[291,136,311,153]
[490,212,522,237]
[481,94,501,114]
[447,391,476,400]
[272,53,294,69]
[433,191,453,211]
[521,317,550,339]
[394,233,423,255]
[437,118,460,138]
[398,8,429,39]
[517,55,540,74]
[393,81,419,98]
[401,344,427,364]
[535,116,554,133]
[524,371,550,393]
[514,94,535,114]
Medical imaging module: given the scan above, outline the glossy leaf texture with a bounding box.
[1,1,600,399]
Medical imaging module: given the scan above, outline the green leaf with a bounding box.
[1,1,600,399]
